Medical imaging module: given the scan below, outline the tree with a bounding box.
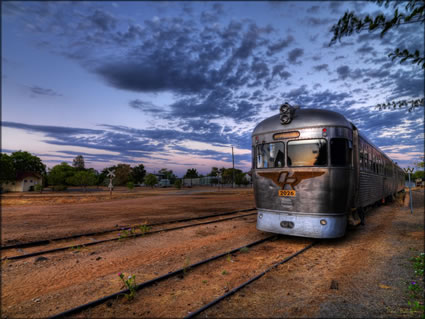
[132,164,146,184]
[0,153,16,183]
[144,174,158,188]
[48,162,75,187]
[221,168,243,185]
[66,170,97,191]
[174,179,182,189]
[10,151,46,175]
[184,168,199,187]
[329,0,424,112]
[208,167,219,177]
[158,168,177,184]
[72,155,85,170]
[114,164,132,186]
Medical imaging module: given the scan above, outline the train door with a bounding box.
[351,124,360,208]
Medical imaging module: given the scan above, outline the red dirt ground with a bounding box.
[1,188,423,318]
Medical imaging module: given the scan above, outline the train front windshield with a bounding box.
[287,139,327,166]
[256,143,285,168]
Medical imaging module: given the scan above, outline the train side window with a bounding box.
[330,138,351,166]
[287,139,327,167]
[256,142,285,169]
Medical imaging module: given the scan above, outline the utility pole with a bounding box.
[404,167,414,214]
[232,145,235,188]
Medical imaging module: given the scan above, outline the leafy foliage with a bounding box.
[72,155,85,170]
[48,162,75,186]
[10,151,46,175]
[174,179,182,189]
[131,164,146,184]
[330,0,425,69]
[220,168,249,185]
[0,153,16,183]
[208,167,219,177]
[329,0,424,113]
[66,170,97,190]
[376,98,425,112]
[184,168,199,179]
[144,173,158,188]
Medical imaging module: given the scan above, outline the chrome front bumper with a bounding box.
[256,209,347,238]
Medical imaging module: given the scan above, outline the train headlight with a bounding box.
[259,213,263,219]
[320,219,327,225]
[322,128,327,137]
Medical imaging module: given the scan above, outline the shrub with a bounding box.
[127,181,135,190]
[34,184,43,193]
[174,179,182,189]
[52,185,67,191]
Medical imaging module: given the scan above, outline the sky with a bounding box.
[2,1,424,176]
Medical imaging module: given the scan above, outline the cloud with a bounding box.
[29,86,62,97]
[306,17,333,26]
[306,5,320,13]
[313,64,328,72]
[266,35,294,56]
[86,9,117,32]
[287,48,304,64]
[336,65,350,80]
[329,2,343,13]
[356,44,377,56]
[129,100,164,114]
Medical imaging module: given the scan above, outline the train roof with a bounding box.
[252,108,352,135]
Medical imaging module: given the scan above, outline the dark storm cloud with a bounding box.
[200,3,224,24]
[313,64,328,72]
[167,88,259,122]
[287,48,304,64]
[272,64,292,80]
[281,86,353,110]
[336,65,350,80]
[356,44,377,56]
[266,35,294,56]
[329,2,344,14]
[29,86,62,97]
[89,19,276,95]
[3,121,103,136]
[306,17,333,26]
[387,70,424,100]
[306,5,320,13]
[129,99,163,114]
[86,9,117,32]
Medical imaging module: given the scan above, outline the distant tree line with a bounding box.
[48,158,147,191]
[1,151,251,192]
[183,167,250,186]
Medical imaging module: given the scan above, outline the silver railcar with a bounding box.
[252,104,404,238]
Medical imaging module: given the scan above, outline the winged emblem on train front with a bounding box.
[257,171,325,190]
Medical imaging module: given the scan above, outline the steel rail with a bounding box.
[185,241,316,319]
[3,212,258,261]
[49,235,276,319]
[1,208,256,250]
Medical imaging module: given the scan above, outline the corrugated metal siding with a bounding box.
[358,172,383,207]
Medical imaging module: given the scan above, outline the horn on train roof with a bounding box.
[279,102,300,125]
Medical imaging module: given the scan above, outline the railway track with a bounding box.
[49,236,315,318]
[2,208,257,261]
[1,208,256,250]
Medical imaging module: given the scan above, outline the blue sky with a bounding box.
[2,1,424,176]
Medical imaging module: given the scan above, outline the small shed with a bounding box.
[1,172,42,192]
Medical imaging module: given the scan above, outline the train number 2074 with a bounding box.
[278,190,296,197]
